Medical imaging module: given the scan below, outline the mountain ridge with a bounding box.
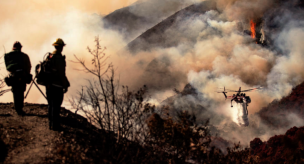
[127,1,217,52]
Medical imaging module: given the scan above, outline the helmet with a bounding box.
[52,38,66,46]
[13,41,22,50]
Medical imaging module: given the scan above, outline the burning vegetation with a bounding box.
[250,20,256,39]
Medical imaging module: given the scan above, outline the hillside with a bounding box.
[103,2,152,40]
[0,102,243,163]
[103,0,192,41]
[250,126,304,163]
[0,103,144,164]
[127,1,216,52]
[258,81,304,128]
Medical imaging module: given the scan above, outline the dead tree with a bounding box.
[70,36,153,144]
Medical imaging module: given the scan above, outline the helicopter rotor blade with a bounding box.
[217,87,263,93]
[242,87,263,92]
[218,88,239,92]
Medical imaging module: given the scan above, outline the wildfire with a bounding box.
[250,20,256,38]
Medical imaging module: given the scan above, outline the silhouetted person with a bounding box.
[45,38,70,130]
[4,41,31,115]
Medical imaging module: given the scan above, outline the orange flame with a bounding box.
[250,20,256,38]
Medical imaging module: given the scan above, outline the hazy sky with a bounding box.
[0,0,138,16]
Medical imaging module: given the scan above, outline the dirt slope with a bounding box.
[0,103,113,164]
[0,103,54,163]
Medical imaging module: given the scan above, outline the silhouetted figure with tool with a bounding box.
[45,38,70,130]
[4,41,32,116]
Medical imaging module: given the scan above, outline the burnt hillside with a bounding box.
[250,126,304,163]
[258,82,304,128]
[103,0,192,41]
[103,2,152,40]
[127,1,216,52]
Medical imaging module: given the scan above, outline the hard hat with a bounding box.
[13,41,22,50]
[52,38,66,46]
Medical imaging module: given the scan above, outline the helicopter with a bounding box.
[217,87,262,116]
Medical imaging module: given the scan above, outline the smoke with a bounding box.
[214,0,276,21]
[119,0,304,145]
[126,8,275,112]
[188,0,304,144]
[267,26,304,98]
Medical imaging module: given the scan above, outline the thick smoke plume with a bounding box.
[119,0,304,144]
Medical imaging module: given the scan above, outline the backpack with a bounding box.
[4,51,32,86]
[36,53,55,86]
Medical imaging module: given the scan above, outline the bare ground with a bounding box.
[0,103,111,164]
